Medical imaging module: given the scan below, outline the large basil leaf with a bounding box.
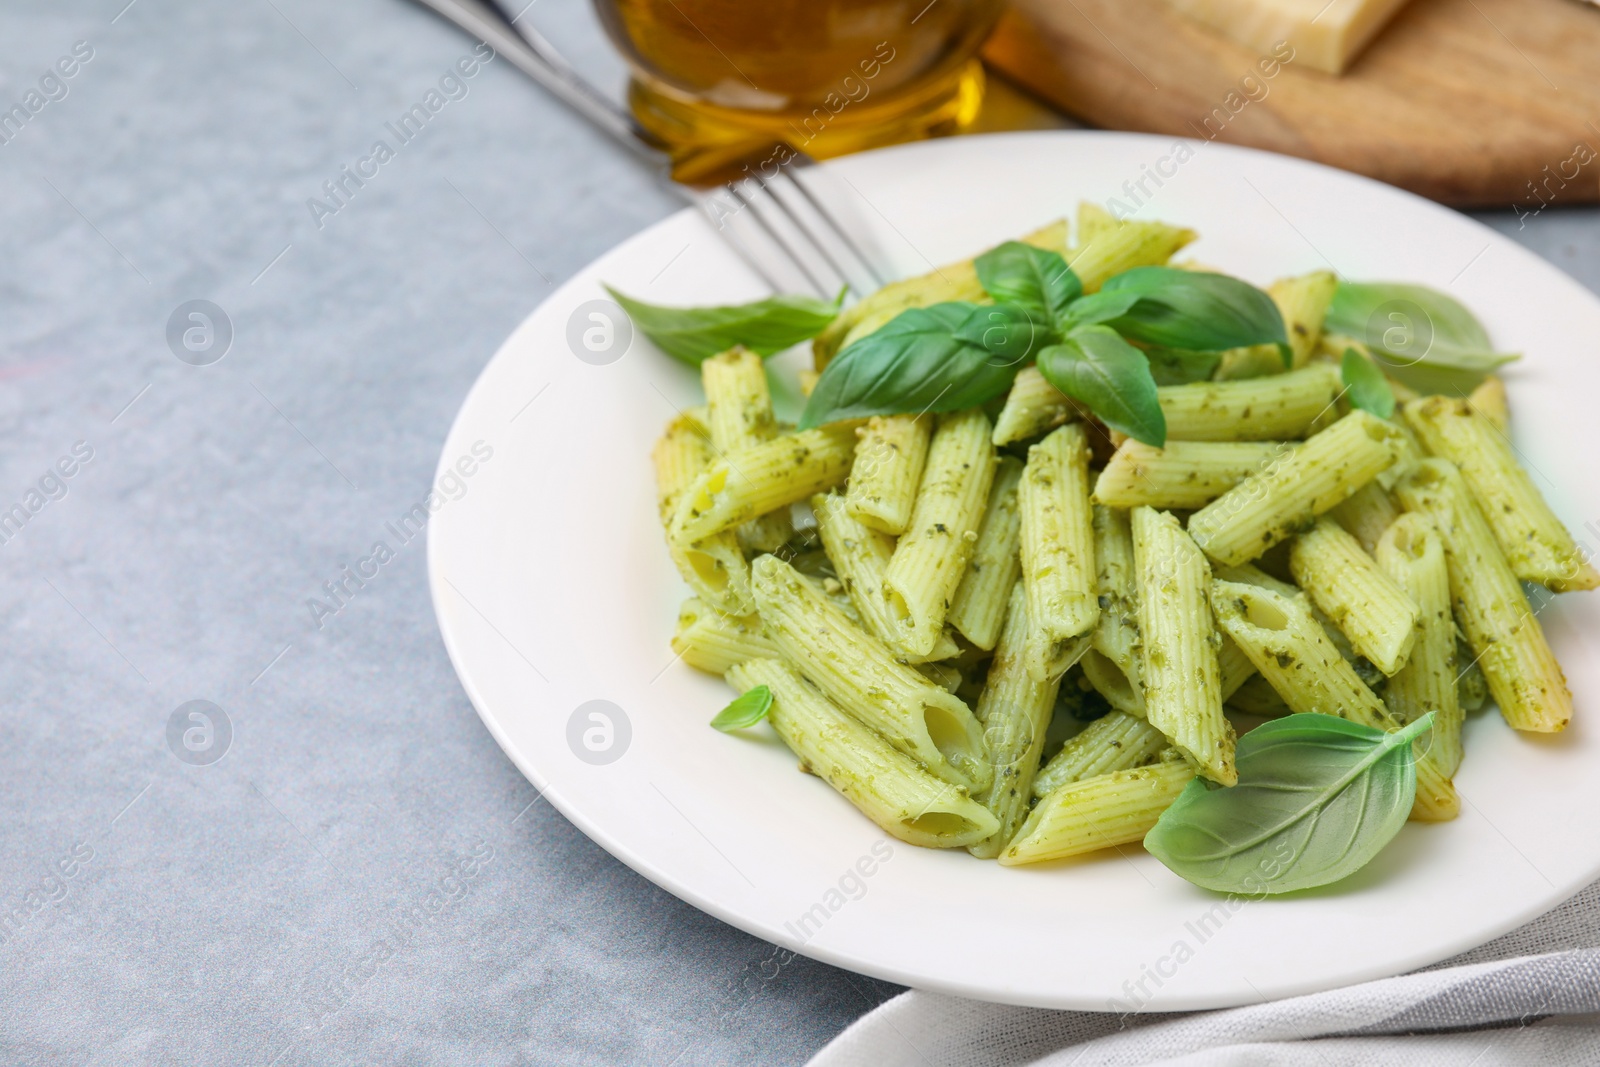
[1340,347,1396,418]
[1325,281,1519,374]
[1101,267,1289,358]
[1144,712,1434,895]
[799,303,1037,428]
[1036,326,1166,447]
[973,241,1082,325]
[606,286,841,366]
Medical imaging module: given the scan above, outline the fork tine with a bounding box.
[782,158,890,291]
[725,181,835,299]
[762,172,860,298]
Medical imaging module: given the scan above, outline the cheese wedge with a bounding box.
[1161,0,1414,74]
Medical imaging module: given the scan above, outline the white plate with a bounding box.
[429,132,1600,1011]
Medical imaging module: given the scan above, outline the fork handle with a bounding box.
[406,0,690,194]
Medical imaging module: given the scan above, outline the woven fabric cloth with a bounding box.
[810,878,1600,1066]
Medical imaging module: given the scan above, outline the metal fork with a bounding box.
[406,0,892,299]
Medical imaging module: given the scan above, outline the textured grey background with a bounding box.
[0,1,1594,1065]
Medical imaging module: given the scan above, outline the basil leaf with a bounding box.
[1324,281,1519,374]
[1340,347,1396,418]
[1036,326,1166,447]
[799,302,1034,428]
[973,241,1082,325]
[1101,267,1289,358]
[711,685,773,731]
[606,286,841,366]
[1144,712,1434,895]
[1057,290,1141,331]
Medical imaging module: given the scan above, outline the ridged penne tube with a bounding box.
[1000,759,1196,866]
[811,219,1067,367]
[1393,459,1571,733]
[670,598,775,675]
[751,555,993,792]
[947,457,1025,650]
[1376,514,1464,783]
[652,413,753,614]
[1468,375,1509,432]
[968,585,1062,859]
[810,492,957,663]
[1289,517,1419,676]
[1217,634,1257,701]
[1187,410,1408,566]
[1031,711,1170,798]
[1328,481,1400,555]
[1020,423,1100,681]
[1080,650,1143,716]
[670,425,856,545]
[1066,206,1196,293]
[993,365,1080,446]
[726,659,1000,849]
[1214,270,1338,379]
[1088,505,1143,713]
[1210,580,1458,819]
[882,410,997,657]
[1403,396,1599,591]
[846,414,931,536]
[1132,507,1235,784]
[703,346,792,553]
[1092,440,1294,510]
[1157,363,1342,442]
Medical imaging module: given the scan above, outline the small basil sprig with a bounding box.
[973,241,1082,325]
[1144,712,1434,895]
[1037,326,1165,446]
[1325,282,1518,374]
[1101,267,1290,362]
[710,686,773,731]
[607,287,841,366]
[798,303,1041,428]
[1340,347,1396,418]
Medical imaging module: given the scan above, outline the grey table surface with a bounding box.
[1,1,1596,1065]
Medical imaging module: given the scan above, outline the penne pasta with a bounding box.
[1210,580,1458,820]
[1376,514,1464,791]
[1066,204,1196,293]
[671,598,775,675]
[1032,711,1170,798]
[1328,481,1401,555]
[882,409,998,657]
[1086,505,1143,714]
[968,585,1063,858]
[751,554,993,792]
[947,457,1026,651]
[1157,363,1343,442]
[1289,516,1420,676]
[1000,758,1196,866]
[1467,375,1508,433]
[703,346,793,553]
[846,414,932,536]
[727,659,1000,849]
[810,492,958,663]
[1019,423,1100,681]
[670,425,856,544]
[1403,395,1599,591]
[992,365,1080,447]
[1092,439,1294,510]
[1393,459,1571,733]
[1187,410,1409,566]
[652,412,754,614]
[1132,506,1235,785]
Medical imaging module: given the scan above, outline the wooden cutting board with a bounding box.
[982,0,1600,208]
